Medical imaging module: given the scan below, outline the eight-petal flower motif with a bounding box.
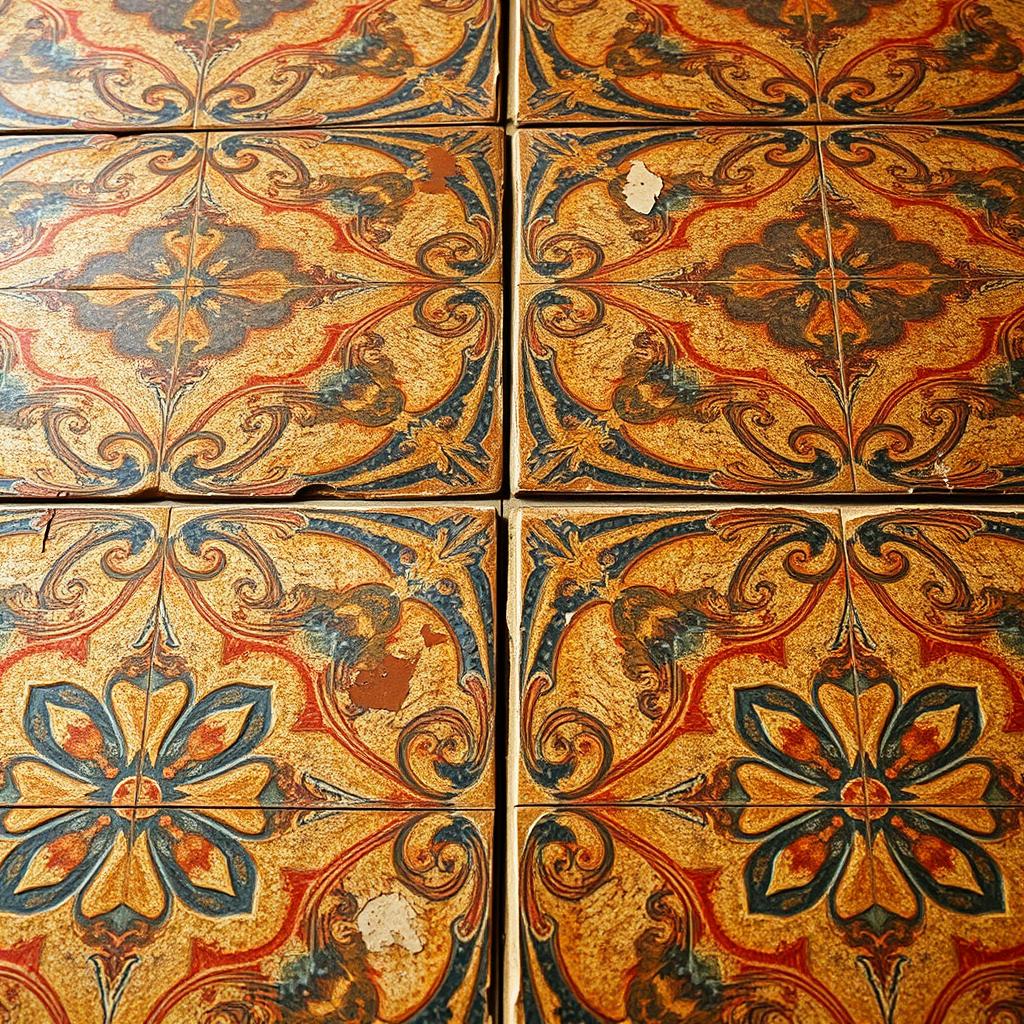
[720,673,1012,933]
[0,661,278,935]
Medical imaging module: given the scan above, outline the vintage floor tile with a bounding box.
[511,803,1024,1024]
[195,128,502,287]
[857,805,1024,1024]
[0,133,202,289]
[514,282,853,494]
[162,283,501,497]
[511,504,874,806]
[845,507,1024,807]
[0,289,178,497]
[510,804,882,1024]
[145,505,497,808]
[0,507,166,808]
[513,0,817,122]
[820,125,1024,279]
[516,126,825,286]
[198,0,499,127]
[0,807,492,1023]
[837,277,1024,492]
[814,0,1024,122]
[0,0,205,131]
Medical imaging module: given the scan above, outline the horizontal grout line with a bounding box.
[3,803,500,812]
[512,800,1024,809]
[4,116,1023,143]
[512,117,1024,130]
[0,120,506,141]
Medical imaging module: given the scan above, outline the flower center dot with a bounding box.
[841,778,890,820]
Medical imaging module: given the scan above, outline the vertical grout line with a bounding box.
[193,0,218,130]
[814,123,859,493]
[124,505,173,906]
[489,504,509,1024]
[837,504,880,912]
[802,0,822,123]
[503,506,521,1024]
[159,133,209,494]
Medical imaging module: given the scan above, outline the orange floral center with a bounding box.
[841,778,890,820]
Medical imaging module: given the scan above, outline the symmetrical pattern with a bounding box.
[0,504,496,1021]
[514,0,1024,123]
[0,0,499,131]
[513,124,1024,493]
[510,504,1024,1024]
[0,128,503,497]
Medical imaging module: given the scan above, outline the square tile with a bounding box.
[514,0,817,122]
[511,803,1024,1024]
[0,507,166,808]
[855,803,1024,1024]
[511,805,883,1024]
[511,504,867,805]
[0,288,178,497]
[516,126,825,286]
[514,282,852,494]
[836,277,1024,492]
[0,0,206,131]
[195,128,503,288]
[0,133,202,289]
[844,506,1024,807]
[162,283,501,497]
[199,0,500,127]
[821,125,1024,279]
[150,505,498,807]
[815,1,1024,122]
[0,807,493,1023]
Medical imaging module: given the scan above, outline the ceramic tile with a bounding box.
[516,126,825,286]
[514,0,817,123]
[0,0,206,132]
[0,808,493,1024]
[511,803,1024,1024]
[856,804,1024,1024]
[514,282,853,494]
[512,504,872,805]
[845,507,1024,807]
[147,505,497,808]
[199,0,499,127]
[162,283,501,497]
[815,1,1024,122]
[0,289,177,497]
[0,507,166,808]
[511,805,882,1024]
[195,128,502,287]
[837,277,1024,493]
[821,125,1024,279]
[0,133,202,290]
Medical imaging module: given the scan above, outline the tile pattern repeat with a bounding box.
[510,503,1024,1024]
[0,0,499,131]
[0,128,503,498]
[0,504,497,1021]
[514,0,1024,123]
[513,124,1024,494]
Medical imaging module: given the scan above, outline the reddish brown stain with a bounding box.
[350,653,417,712]
[421,623,448,648]
[420,146,458,194]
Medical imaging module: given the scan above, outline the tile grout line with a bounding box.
[121,505,173,909]
[814,123,860,494]
[192,0,218,131]
[837,504,883,913]
[158,134,210,494]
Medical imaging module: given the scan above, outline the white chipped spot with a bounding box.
[357,892,424,954]
[622,160,663,215]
